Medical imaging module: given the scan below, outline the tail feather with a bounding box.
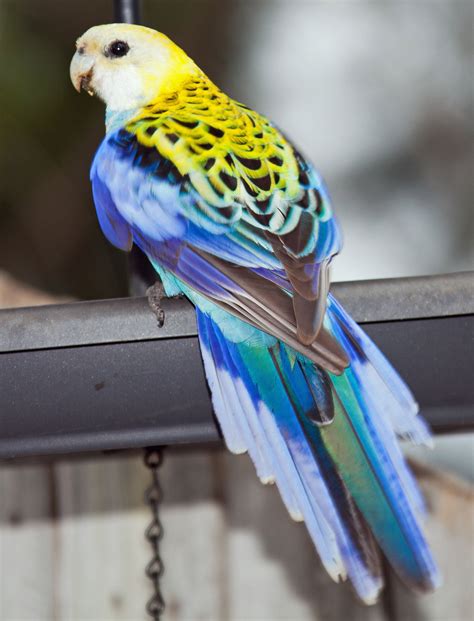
[197,311,248,455]
[326,296,427,516]
[328,295,431,445]
[199,309,347,582]
[195,297,440,602]
[198,309,303,517]
[326,370,439,592]
[274,343,385,597]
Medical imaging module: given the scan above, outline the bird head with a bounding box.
[70,24,199,111]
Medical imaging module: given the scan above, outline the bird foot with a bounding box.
[146,282,166,328]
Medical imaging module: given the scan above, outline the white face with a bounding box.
[70,24,195,111]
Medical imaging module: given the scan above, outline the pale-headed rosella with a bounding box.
[70,24,440,603]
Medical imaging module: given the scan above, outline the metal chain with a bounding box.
[144,447,165,620]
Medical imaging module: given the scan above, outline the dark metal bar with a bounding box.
[331,271,474,323]
[0,296,196,354]
[1,272,472,354]
[114,0,141,24]
[0,273,473,459]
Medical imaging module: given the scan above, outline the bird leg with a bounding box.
[146,281,166,328]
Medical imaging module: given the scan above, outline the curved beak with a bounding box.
[70,52,95,95]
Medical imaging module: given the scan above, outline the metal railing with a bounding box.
[1,272,472,459]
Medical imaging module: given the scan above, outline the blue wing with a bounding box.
[91,128,347,370]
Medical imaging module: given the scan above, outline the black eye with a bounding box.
[107,40,129,58]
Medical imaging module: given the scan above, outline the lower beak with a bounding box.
[70,53,95,95]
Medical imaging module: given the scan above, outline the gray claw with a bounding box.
[146,282,166,328]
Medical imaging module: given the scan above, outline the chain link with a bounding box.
[144,448,165,620]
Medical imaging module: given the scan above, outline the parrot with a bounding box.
[70,24,440,603]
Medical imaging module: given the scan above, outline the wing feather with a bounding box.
[92,76,344,356]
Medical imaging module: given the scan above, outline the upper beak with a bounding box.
[70,52,95,95]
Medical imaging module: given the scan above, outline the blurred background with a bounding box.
[0,0,472,297]
[0,1,473,620]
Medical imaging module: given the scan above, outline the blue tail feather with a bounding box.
[328,294,431,444]
[195,296,440,602]
[198,309,346,581]
[326,297,427,516]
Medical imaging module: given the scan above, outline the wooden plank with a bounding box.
[2,438,470,620]
[53,450,227,621]
[160,449,227,621]
[0,464,55,620]
[389,461,474,621]
[54,455,150,620]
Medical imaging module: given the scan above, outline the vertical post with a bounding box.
[109,9,164,620]
[113,0,142,23]
[112,0,155,295]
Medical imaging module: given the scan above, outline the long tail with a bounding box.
[196,294,440,603]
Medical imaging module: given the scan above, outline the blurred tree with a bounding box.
[0,0,237,299]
